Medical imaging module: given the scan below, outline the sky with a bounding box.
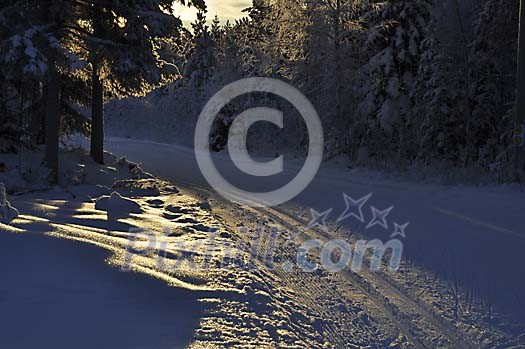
[174,0,252,26]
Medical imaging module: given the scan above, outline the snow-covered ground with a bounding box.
[106,136,525,288]
[106,136,525,346]
[0,150,206,348]
[1,138,524,348]
[0,231,203,349]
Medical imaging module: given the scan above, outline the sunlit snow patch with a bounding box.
[95,191,143,220]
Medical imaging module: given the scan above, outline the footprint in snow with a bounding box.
[164,186,180,194]
[194,202,211,211]
[191,224,217,233]
[176,217,199,224]
[163,212,182,220]
[165,205,192,215]
[146,198,164,208]
[220,232,231,239]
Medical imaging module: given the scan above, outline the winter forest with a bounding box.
[1,0,525,348]
[1,0,523,180]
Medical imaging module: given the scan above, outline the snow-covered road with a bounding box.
[4,137,519,347]
[106,137,525,323]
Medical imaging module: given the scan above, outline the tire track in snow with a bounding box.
[260,204,475,349]
[182,179,472,348]
[182,184,423,348]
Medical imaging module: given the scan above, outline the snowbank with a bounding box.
[114,157,154,180]
[0,145,158,195]
[0,183,18,224]
[95,191,143,219]
[0,149,50,193]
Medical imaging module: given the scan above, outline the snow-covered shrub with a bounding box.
[0,183,19,224]
[114,157,154,180]
[95,192,142,219]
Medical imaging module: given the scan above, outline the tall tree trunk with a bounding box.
[31,84,47,146]
[333,0,342,126]
[516,0,525,174]
[518,0,525,116]
[90,63,104,164]
[45,71,61,184]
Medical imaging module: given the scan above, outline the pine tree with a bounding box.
[210,15,223,43]
[467,0,519,169]
[357,0,432,162]
[184,11,216,88]
[412,25,465,164]
[243,0,272,42]
[75,0,205,164]
[302,0,364,156]
[269,0,309,80]
[237,0,274,76]
[0,0,83,181]
[0,2,49,153]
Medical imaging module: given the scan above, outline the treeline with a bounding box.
[1,0,522,182]
[177,0,520,180]
[0,0,204,182]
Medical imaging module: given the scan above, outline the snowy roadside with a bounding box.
[0,149,239,347]
[1,143,524,348]
[0,148,355,348]
[0,149,207,348]
[105,136,525,348]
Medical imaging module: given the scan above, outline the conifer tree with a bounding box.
[303,0,364,155]
[468,0,519,168]
[77,0,205,164]
[357,0,432,161]
[0,0,83,181]
[412,24,465,164]
[185,11,216,88]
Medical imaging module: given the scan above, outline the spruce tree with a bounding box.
[303,0,364,155]
[412,27,465,164]
[0,0,82,181]
[77,0,205,164]
[358,0,432,162]
[184,11,216,88]
[468,0,519,169]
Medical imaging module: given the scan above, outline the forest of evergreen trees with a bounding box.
[0,0,522,182]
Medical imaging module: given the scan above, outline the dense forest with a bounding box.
[0,0,522,182]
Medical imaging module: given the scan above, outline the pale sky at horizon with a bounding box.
[174,0,252,26]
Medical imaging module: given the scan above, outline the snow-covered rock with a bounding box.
[0,183,19,224]
[115,157,154,180]
[95,192,142,219]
